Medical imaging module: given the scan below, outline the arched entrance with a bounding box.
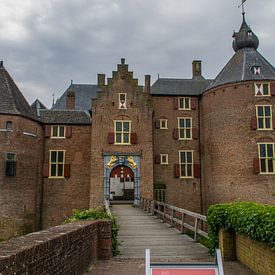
[110,165,134,201]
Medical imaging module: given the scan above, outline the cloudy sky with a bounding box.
[0,0,274,107]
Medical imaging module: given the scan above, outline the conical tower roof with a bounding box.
[0,62,38,121]
[207,15,275,91]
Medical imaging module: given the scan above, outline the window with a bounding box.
[255,83,270,96]
[160,154,168,164]
[253,66,261,75]
[5,153,16,177]
[114,121,131,144]
[178,97,190,110]
[51,126,65,138]
[178,118,192,139]
[179,151,193,178]
[159,119,168,129]
[49,150,65,178]
[258,143,274,174]
[119,93,127,109]
[5,121,12,131]
[256,105,272,130]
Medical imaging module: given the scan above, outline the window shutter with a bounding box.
[66,126,72,138]
[131,133,137,144]
[155,155,161,164]
[108,132,114,144]
[174,164,180,178]
[270,82,275,96]
[192,128,199,139]
[45,126,51,138]
[191,98,198,110]
[155,120,160,129]
[253,158,260,174]
[173,97,178,109]
[173,128,179,139]
[64,164,70,178]
[250,116,257,130]
[43,164,49,178]
[194,164,200,178]
[273,118,275,129]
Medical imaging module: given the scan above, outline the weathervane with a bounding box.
[238,0,247,15]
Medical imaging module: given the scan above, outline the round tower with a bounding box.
[201,14,275,212]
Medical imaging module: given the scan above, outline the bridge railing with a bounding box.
[140,197,208,241]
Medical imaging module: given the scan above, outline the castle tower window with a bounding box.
[179,151,193,178]
[49,150,65,178]
[114,120,131,145]
[256,105,272,130]
[5,121,12,131]
[178,97,190,110]
[253,66,261,75]
[159,119,168,129]
[51,125,65,138]
[254,83,270,96]
[160,154,168,164]
[178,117,192,139]
[119,93,127,109]
[258,143,275,174]
[5,153,16,177]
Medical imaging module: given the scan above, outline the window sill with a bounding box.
[256,129,273,131]
[114,143,131,146]
[179,176,194,179]
[178,138,193,140]
[50,137,66,139]
[259,173,275,175]
[48,177,65,179]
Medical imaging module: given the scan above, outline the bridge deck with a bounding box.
[112,205,212,261]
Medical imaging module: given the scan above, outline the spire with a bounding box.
[232,13,259,52]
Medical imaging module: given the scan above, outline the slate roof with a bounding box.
[0,64,37,120]
[151,78,212,96]
[207,48,275,91]
[31,99,47,117]
[39,109,91,125]
[53,84,98,111]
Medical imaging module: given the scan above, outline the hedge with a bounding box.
[207,202,275,254]
[65,207,120,256]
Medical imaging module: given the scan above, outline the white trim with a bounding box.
[23,132,37,138]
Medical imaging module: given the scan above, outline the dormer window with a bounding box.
[253,66,261,75]
[119,93,127,109]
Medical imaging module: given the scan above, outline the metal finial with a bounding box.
[52,93,55,107]
[238,0,246,16]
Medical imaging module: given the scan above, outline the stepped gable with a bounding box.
[39,109,91,125]
[52,84,98,111]
[151,78,212,96]
[0,61,37,120]
[208,14,275,91]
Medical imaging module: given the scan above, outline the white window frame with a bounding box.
[118,93,127,109]
[49,150,65,178]
[160,154,168,165]
[178,97,191,110]
[254,83,270,97]
[258,143,275,174]
[114,120,131,145]
[51,125,66,139]
[256,105,273,130]
[159,119,168,129]
[179,150,193,178]
[178,117,192,140]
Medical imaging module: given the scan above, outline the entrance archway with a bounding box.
[110,165,134,201]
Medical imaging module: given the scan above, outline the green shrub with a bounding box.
[207,202,275,254]
[65,207,120,256]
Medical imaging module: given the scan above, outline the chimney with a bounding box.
[192,60,202,78]
[144,75,151,93]
[97,74,105,87]
[0,61,3,67]
[66,90,75,110]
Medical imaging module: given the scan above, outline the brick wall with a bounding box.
[201,82,275,214]
[0,115,43,239]
[0,220,112,274]
[42,125,91,228]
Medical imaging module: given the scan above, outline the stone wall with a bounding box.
[0,220,112,275]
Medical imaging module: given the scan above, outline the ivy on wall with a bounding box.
[207,202,275,254]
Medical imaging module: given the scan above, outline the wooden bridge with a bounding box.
[111,200,212,261]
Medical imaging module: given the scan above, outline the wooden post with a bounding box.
[171,209,174,227]
[194,217,198,241]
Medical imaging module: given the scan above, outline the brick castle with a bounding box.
[0,14,274,239]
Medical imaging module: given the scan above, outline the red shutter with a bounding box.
[66,126,72,138]
[45,126,51,138]
[108,132,114,144]
[131,133,137,144]
[155,155,161,164]
[273,118,275,129]
[192,128,199,139]
[253,158,260,174]
[270,82,275,96]
[64,164,70,178]
[43,164,49,178]
[173,128,179,139]
[155,120,160,129]
[250,116,257,130]
[191,98,198,110]
[173,97,178,109]
[194,164,201,178]
[174,164,180,178]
